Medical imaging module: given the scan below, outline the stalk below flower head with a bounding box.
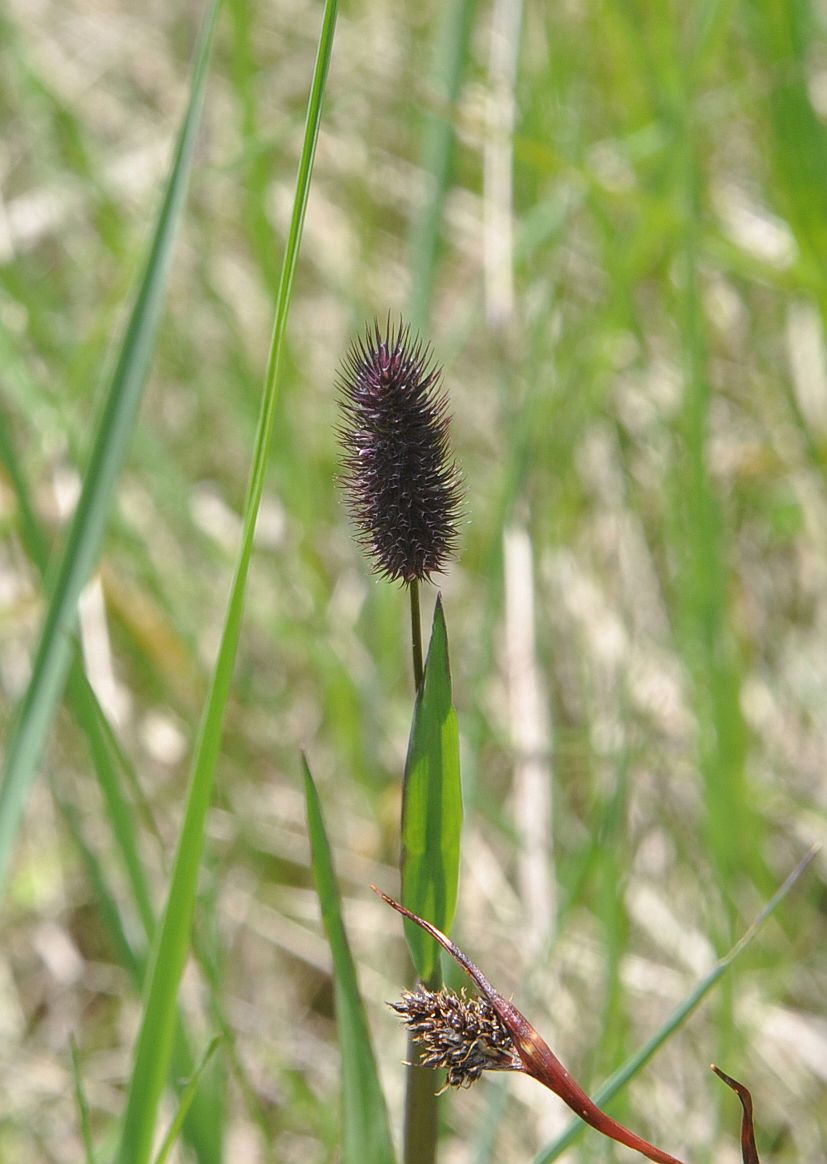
[336,318,463,584]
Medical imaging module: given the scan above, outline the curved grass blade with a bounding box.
[531,847,818,1164]
[114,3,340,1161]
[0,0,221,894]
[401,595,462,983]
[304,759,397,1164]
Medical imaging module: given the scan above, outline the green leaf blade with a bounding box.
[0,0,221,896]
[401,595,463,983]
[1,410,221,1164]
[304,759,397,1164]
[113,2,340,1160]
[152,1036,223,1164]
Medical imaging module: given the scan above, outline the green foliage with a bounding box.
[401,597,463,984]
[1,0,826,1162]
[0,0,220,894]
[114,2,340,1161]
[304,759,397,1164]
[152,1036,223,1164]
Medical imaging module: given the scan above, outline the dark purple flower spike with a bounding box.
[337,319,463,585]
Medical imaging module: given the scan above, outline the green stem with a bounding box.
[404,576,438,1164]
[409,580,424,692]
[404,1043,440,1164]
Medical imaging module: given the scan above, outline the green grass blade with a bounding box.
[408,0,478,330]
[0,405,52,568]
[73,677,157,934]
[0,0,221,895]
[70,1036,98,1164]
[56,777,221,1163]
[401,595,463,983]
[0,405,154,936]
[114,3,340,1161]
[152,1036,223,1164]
[52,782,141,977]
[660,8,759,915]
[304,758,397,1164]
[747,0,827,272]
[1,398,221,1164]
[531,848,818,1164]
[745,0,827,491]
[67,683,225,1164]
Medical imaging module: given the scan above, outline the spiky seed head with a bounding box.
[337,319,463,584]
[389,986,521,1092]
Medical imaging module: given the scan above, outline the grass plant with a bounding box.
[0,1,826,1162]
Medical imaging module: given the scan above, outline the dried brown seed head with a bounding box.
[389,986,522,1092]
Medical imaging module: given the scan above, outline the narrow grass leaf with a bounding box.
[401,595,462,983]
[114,2,340,1161]
[70,1036,98,1164]
[531,848,818,1164]
[152,1036,223,1164]
[0,408,155,934]
[304,758,397,1164]
[408,0,478,330]
[1,401,221,1164]
[668,42,756,903]
[58,779,221,1163]
[747,0,827,271]
[0,0,220,894]
[53,785,140,977]
[745,1,827,490]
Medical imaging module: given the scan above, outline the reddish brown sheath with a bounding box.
[374,886,687,1164]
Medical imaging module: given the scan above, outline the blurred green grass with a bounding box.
[1,0,826,1161]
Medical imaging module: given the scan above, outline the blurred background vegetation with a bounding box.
[1,0,826,1160]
